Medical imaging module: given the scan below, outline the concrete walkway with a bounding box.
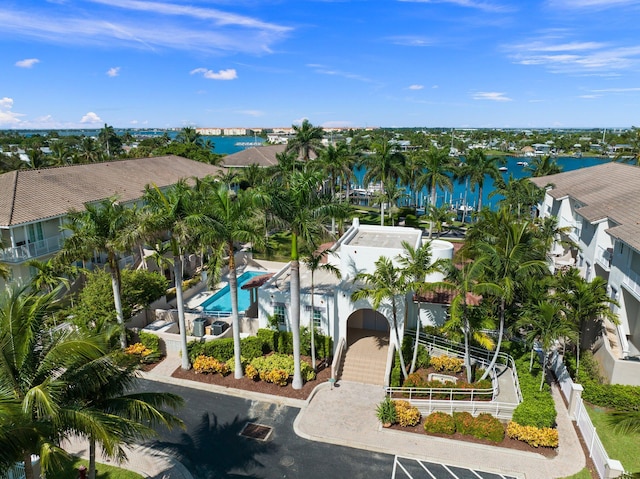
[68,351,586,479]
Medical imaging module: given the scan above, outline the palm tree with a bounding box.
[75,357,184,479]
[351,256,409,380]
[417,147,455,237]
[77,137,102,163]
[490,175,545,219]
[524,155,563,177]
[423,204,455,238]
[59,197,137,350]
[271,169,340,389]
[456,149,501,213]
[176,126,203,147]
[0,284,107,479]
[238,163,265,190]
[98,124,121,158]
[49,141,72,165]
[397,240,437,374]
[286,119,324,161]
[141,180,215,370]
[301,247,341,370]
[201,181,262,379]
[361,138,406,226]
[315,142,353,233]
[404,151,426,208]
[556,270,618,375]
[517,300,577,390]
[470,212,549,380]
[25,147,49,169]
[26,258,77,293]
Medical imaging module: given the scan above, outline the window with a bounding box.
[274,303,286,327]
[27,223,44,243]
[313,308,323,330]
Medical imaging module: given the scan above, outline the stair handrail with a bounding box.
[331,336,347,380]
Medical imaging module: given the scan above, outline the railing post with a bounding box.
[568,383,584,420]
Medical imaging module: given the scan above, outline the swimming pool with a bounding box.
[199,270,265,314]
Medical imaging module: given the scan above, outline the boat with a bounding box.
[499,166,508,172]
[516,161,528,166]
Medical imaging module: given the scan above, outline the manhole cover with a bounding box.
[240,422,273,441]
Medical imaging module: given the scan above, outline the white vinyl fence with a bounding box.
[549,350,625,479]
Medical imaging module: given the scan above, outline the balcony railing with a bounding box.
[0,235,64,263]
[621,269,640,299]
[595,245,613,270]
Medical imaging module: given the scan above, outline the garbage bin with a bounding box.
[193,317,207,337]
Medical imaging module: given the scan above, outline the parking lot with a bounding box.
[392,456,520,479]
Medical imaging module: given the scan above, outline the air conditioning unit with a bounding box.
[211,320,229,336]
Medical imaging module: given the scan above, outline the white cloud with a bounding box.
[80,112,103,124]
[236,110,264,117]
[190,68,238,80]
[398,0,513,13]
[547,0,638,9]
[591,87,640,92]
[387,35,434,47]
[306,64,375,83]
[579,94,601,98]
[0,97,25,126]
[292,117,308,126]
[107,66,120,77]
[0,2,291,55]
[472,92,512,101]
[408,84,424,90]
[15,58,40,68]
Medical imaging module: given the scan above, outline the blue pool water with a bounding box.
[200,271,265,313]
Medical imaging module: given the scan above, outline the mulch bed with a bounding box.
[387,422,557,458]
[171,357,332,401]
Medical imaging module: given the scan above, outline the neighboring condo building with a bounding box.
[531,162,640,385]
[0,156,222,287]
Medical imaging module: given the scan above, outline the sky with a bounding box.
[1,0,640,130]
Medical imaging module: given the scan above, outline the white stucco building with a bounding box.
[531,162,640,385]
[257,219,454,381]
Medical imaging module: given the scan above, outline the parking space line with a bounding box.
[417,460,437,479]
[396,460,415,479]
[442,464,459,479]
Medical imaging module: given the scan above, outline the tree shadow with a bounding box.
[152,412,278,479]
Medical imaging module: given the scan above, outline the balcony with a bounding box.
[0,235,63,264]
[595,245,613,270]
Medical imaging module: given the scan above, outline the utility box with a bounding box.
[211,320,229,336]
[193,317,207,337]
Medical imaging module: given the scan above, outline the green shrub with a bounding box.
[405,214,418,227]
[376,397,397,425]
[249,353,316,384]
[511,354,557,428]
[240,336,264,360]
[277,332,293,354]
[187,338,234,362]
[390,356,402,387]
[578,351,640,412]
[257,328,277,353]
[453,411,474,435]
[469,413,504,443]
[423,412,455,435]
[139,331,160,354]
[415,344,430,369]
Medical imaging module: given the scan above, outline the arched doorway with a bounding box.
[339,309,390,385]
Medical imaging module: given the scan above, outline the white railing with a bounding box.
[622,269,640,298]
[549,350,623,479]
[0,235,64,263]
[1,462,26,479]
[331,336,347,380]
[595,245,613,270]
[575,400,610,479]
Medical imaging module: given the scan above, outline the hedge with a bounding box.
[511,355,557,428]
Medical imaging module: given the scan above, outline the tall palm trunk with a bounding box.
[291,233,303,389]
[228,241,243,379]
[89,436,97,479]
[108,253,126,350]
[24,452,34,479]
[410,298,421,374]
[173,252,190,370]
[392,298,408,380]
[477,184,484,213]
[428,184,437,238]
[480,298,505,381]
[310,278,317,371]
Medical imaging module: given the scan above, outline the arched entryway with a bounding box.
[339,309,390,385]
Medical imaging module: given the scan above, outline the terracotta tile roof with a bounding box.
[0,156,223,227]
[222,144,286,168]
[241,273,274,290]
[530,162,640,251]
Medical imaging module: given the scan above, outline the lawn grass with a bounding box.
[560,468,593,479]
[47,457,144,479]
[586,404,640,474]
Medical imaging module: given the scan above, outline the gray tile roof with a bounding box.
[222,144,286,168]
[0,156,222,227]
[530,162,640,250]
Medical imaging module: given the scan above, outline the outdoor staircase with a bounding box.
[338,328,389,385]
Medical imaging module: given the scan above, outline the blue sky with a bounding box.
[1,0,640,129]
